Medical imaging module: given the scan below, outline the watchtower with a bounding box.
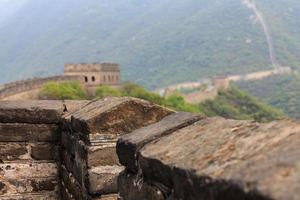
[64,63,121,94]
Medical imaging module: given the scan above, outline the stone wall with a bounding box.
[0,97,172,200]
[117,116,300,200]
[0,100,88,199]
[1,97,299,200]
[59,97,172,199]
[0,76,84,100]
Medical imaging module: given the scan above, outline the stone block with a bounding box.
[30,143,59,161]
[0,123,59,142]
[71,97,173,142]
[0,143,28,161]
[88,165,124,195]
[0,143,59,162]
[88,144,119,167]
[0,100,89,124]
[0,162,58,180]
[0,101,65,123]
[0,162,58,196]
[117,112,201,172]
[0,192,58,200]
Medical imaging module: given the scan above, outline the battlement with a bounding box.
[0,98,299,200]
[64,63,120,73]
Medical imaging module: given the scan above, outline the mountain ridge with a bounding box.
[0,0,299,88]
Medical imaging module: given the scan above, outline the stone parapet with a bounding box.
[0,100,89,199]
[60,97,173,199]
[117,117,300,200]
[2,97,298,200]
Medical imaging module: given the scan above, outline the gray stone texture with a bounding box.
[60,97,173,199]
[117,117,300,200]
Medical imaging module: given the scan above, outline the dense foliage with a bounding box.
[2,0,300,88]
[39,81,284,122]
[39,81,87,100]
[199,86,284,122]
[237,74,300,119]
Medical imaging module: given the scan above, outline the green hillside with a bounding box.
[0,0,300,88]
[39,81,284,122]
[237,74,300,119]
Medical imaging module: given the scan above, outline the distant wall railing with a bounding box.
[0,75,84,99]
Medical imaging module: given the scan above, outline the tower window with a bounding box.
[92,76,95,82]
[103,76,106,82]
[108,75,111,82]
[84,76,88,82]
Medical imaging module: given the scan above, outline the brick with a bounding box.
[0,143,28,161]
[0,123,59,142]
[0,177,58,195]
[30,143,59,161]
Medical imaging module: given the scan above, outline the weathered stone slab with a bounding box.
[0,162,59,197]
[0,143,28,161]
[0,101,65,123]
[0,162,58,179]
[117,112,201,172]
[71,97,173,141]
[0,177,58,195]
[88,165,124,195]
[0,192,58,200]
[30,143,59,161]
[0,123,59,142]
[88,144,119,167]
[137,117,300,200]
[0,143,59,161]
[0,100,89,124]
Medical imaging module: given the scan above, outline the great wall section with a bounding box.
[157,67,293,104]
[0,63,121,100]
[0,75,84,100]
[0,97,299,200]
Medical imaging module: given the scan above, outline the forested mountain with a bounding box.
[237,74,300,119]
[0,0,299,88]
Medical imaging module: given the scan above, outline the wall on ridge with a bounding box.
[0,75,84,100]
